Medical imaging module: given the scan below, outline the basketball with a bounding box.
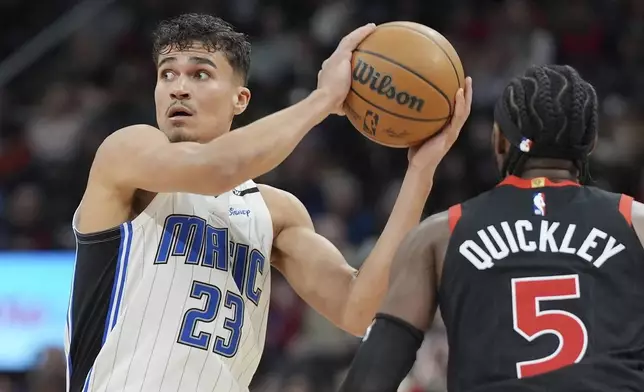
[344,21,465,148]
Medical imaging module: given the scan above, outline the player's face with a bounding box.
[154,42,250,143]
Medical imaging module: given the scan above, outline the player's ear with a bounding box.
[492,123,511,155]
[233,87,251,116]
[588,132,598,155]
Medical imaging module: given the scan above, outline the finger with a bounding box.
[463,77,473,116]
[451,88,466,123]
[444,88,466,143]
[453,81,472,125]
[337,23,376,52]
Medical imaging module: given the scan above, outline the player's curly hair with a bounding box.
[494,65,598,183]
[152,13,251,85]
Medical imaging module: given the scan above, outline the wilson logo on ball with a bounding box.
[352,59,425,113]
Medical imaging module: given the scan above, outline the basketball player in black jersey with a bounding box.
[338,65,644,392]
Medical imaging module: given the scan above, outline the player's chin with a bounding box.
[167,116,195,128]
[165,122,199,143]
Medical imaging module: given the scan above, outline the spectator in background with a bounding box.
[27,348,66,392]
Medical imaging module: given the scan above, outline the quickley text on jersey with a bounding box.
[459,219,625,270]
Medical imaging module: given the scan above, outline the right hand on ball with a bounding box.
[407,77,473,177]
[316,23,376,115]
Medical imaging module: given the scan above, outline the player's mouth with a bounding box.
[168,106,195,120]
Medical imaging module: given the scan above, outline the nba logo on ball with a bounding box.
[533,192,546,216]
[363,110,379,136]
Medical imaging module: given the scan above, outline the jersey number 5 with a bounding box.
[177,281,244,357]
[511,274,588,379]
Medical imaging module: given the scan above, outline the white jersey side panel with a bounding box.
[68,181,273,392]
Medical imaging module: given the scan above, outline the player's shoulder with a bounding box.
[94,124,165,166]
[427,192,498,248]
[256,184,302,210]
[579,184,623,199]
[630,198,644,245]
[633,199,644,216]
[256,183,289,199]
[419,210,449,230]
[578,186,640,219]
[101,124,163,146]
[412,209,451,250]
[87,124,167,199]
[394,210,452,276]
[256,184,313,234]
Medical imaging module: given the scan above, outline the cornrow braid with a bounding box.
[494,65,598,183]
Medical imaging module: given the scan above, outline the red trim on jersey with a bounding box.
[497,175,580,189]
[448,204,462,233]
[619,194,634,226]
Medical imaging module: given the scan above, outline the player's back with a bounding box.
[65,180,273,392]
[440,176,644,392]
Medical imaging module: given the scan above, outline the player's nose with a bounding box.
[169,77,191,100]
[170,87,191,100]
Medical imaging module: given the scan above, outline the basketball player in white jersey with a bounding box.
[64,13,473,392]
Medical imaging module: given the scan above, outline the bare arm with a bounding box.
[77,94,335,233]
[377,212,445,330]
[267,78,471,337]
[264,169,433,337]
[632,200,644,248]
[95,92,331,196]
[338,213,447,392]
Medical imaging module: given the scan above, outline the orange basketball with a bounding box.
[344,21,465,148]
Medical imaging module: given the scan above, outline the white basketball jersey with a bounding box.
[65,180,273,392]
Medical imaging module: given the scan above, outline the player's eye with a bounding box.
[160,70,175,81]
[195,70,210,80]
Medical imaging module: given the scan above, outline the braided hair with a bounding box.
[494,65,598,183]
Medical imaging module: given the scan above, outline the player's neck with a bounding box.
[519,169,578,182]
[519,158,579,182]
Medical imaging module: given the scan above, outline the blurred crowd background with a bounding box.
[1,0,643,391]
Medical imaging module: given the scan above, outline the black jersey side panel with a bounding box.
[67,224,129,392]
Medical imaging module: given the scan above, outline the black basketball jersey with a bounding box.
[439,176,644,392]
